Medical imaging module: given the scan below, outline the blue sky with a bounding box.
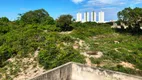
[0,0,142,21]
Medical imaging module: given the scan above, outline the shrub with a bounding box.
[90,57,101,64]
[20,9,52,24]
[56,15,73,31]
[38,44,85,69]
[59,34,74,43]
[39,25,60,31]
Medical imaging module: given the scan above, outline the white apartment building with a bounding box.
[98,11,105,23]
[76,11,105,23]
[91,11,96,22]
[76,12,82,22]
[84,12,89,22]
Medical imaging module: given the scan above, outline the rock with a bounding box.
[114,41,119,44]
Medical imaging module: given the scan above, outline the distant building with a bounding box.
[76,12,82,22]
[76,11,105,23]
[84,12,89,22]
[91,11,96,22]
[98,11,105,23]
[110,20,117,22]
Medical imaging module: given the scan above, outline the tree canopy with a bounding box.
[117,7,142,32]
[20,9,54,25]
[56,14,73,31]
[0,17,9,23]
[0,17,10,34]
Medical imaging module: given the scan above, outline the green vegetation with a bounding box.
[89,33,142,76]
[117,7,142,33]
[56,14,73,31]
[0,9,85,71]
[103,65,142,76]
[0,8,142,79]
[39,46,85,69]
[20,9,54,25]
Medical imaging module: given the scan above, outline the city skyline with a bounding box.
[0,0,142,21]
[76,11,105,23]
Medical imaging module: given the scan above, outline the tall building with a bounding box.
[98,11,105,23]
[76,12,82,22]
[91,11,96,22]
[84,12,89,22]
[76,11,105,23]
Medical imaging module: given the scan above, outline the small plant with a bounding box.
[90,57,101,65]
[38,43,85,69]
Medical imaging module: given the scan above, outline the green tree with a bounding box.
[20,9,54,24]
[0,17,9,23]
[117,7,142,33]
[0,17,10,34]
[56,14,73,31]
[43,16,55,25]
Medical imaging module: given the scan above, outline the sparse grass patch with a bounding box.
[87,32,142,75]
[71,25,114,40]
[102,65,142,76]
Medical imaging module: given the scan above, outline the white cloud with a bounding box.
[84,0,126,7]
[71,0,84,4]
[134,0,142,4]
[84,0,142,7]
[74,0,142,21]
[93,0,118,4]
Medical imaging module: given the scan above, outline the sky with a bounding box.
[0,0,142,21]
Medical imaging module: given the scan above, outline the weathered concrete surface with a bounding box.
[72,63,142,80]
[30,62,72,80]
[30,62,142,80]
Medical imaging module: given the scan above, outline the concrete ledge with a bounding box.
[30,62,142,80]
[72,62,142,80]
[30,62,72,80]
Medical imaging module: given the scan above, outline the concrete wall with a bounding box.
[72,63,142,80]
[30,62,142,80]
[30,62,72,80]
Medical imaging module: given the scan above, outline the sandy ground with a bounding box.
[120,61,135,69]
[6,49,45,80]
